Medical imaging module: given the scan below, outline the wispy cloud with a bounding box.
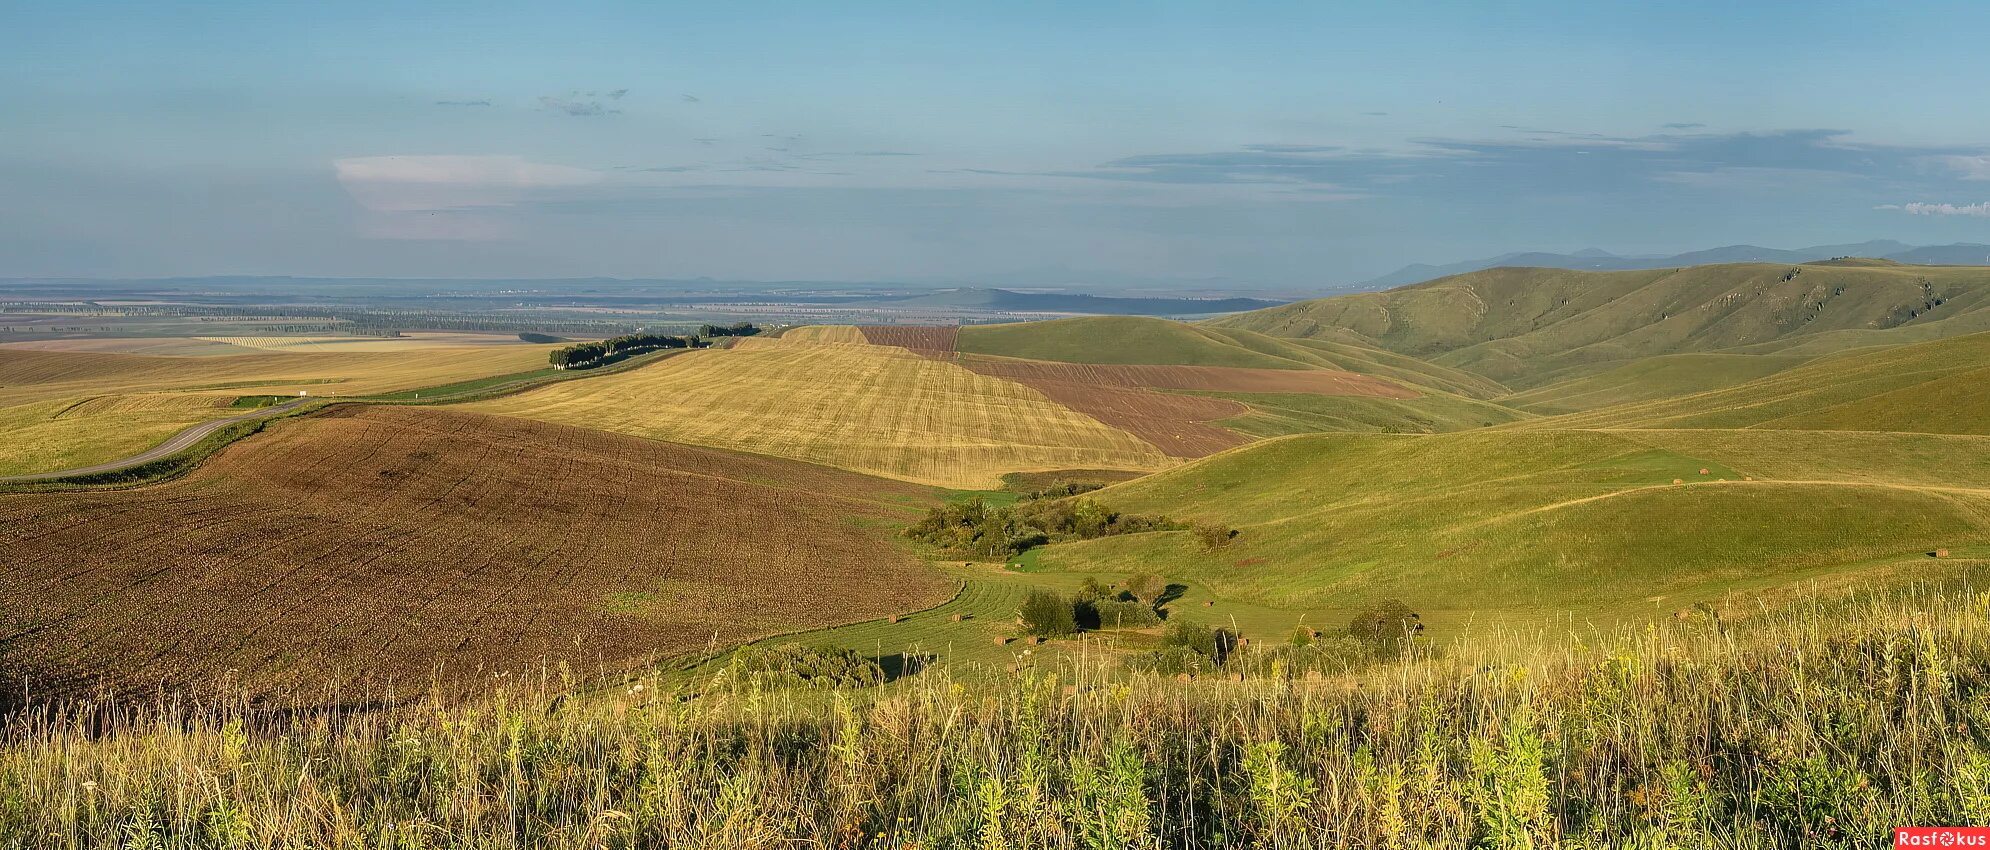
[1662,122,1706,130]
[681,93,701,103]
[1938,155,1990,180]
[539,90,625,116]
[435,99,492,107]
[333,155,600,239]
[1878,201,1990,217]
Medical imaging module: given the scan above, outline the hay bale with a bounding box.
[995,636,1012,645]
[1673,609,1692,620]
[1203,600,1215,607]
[1933,548,1952,558]
[1672,478,1683,485]
[887,614,901,624]
[950,613,968,622]
[1698,468,1710,475]
[1028,636,1044,646]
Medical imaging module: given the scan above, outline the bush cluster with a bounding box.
[1128,599,1426,678]
[713,643,885,690]
[904,496,1180,559]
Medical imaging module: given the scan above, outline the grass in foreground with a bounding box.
[6,586,1990,847]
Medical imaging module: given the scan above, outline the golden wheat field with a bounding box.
[0,345,554,475]
[778,324,870,343]
[467,337,1176,488]
[194,332,541,352]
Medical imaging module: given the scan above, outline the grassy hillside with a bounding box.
[1518,330,1990,433]
[956,316,1510,401]
[1501,353,1813,414]
[1024,428,1990,616]
[1207,390,1530,436]
[1210,261,1990,388]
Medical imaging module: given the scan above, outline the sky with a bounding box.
[5,0,1990,287]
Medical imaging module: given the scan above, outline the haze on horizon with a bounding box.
[5,0,1990,286]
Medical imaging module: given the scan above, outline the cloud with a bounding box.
[1362,111,1389,116]
[1938,155,1990,180]
[435,99,492,107]
[1662,122,1706,130]
[1881,201,1990,217]
[682,93,701,103]
[1243,144,1342,153]
[334,155,601,239]
[1022,129,1990,200]
[539,92,623,116]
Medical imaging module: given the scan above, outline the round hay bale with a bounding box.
[1673,609,1691,620]
[1934,548,1952,558]
[1027,636,1044,646]
[995,636,1012,645]
[1673,478,1683,485]
[1698,468,1710,475]
[1203,600,1215,607]
[950,613,968,622]
[887,614,901,624]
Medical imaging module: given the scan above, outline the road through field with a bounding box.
[0,397,314,483]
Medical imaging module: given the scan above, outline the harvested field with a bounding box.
[194,333,544,352]
[859,324,959,354]
[0,405,950,700]
[1011,380,1250,456]
[953,357,1418,457]
[780,325,869,344]
[0,345,552,476]
[468,338,1176,488]
[0,337,257,356]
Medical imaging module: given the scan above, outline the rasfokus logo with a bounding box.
[1898,827,1990,847]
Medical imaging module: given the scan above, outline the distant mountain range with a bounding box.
[1363,241,1990,288]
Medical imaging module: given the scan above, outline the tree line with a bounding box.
[698,322,761,337]
[549,332,707,369]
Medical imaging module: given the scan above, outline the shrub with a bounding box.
[1348,598,1424,659]
[1088,599,1163,630]
[1122,573,1166,605]
[1018,590,1079,637]
[716,644,885,690]
[1160,619,1238,665]
[1193,523,1238,549]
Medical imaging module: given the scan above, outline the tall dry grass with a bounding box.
[5,588,1990,848]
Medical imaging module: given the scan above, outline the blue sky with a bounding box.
[5,1,1990,286]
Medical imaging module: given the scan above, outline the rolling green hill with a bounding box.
[1209,261,1990,389]
[1515,330,1990,433]
[1500,353,1814,414]
[955,316,1511,399]
[1024,428,1990,616]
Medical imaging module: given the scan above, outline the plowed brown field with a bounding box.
[953,357,1420,458]
[0,406,949,700]
[859,325,959,354]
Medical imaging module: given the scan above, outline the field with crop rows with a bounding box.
[858,324,959,354]
[0,405,950,699]
[0,345,553,475]
[467,337,1176,488]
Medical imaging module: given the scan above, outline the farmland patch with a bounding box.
[0,405,950,699]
